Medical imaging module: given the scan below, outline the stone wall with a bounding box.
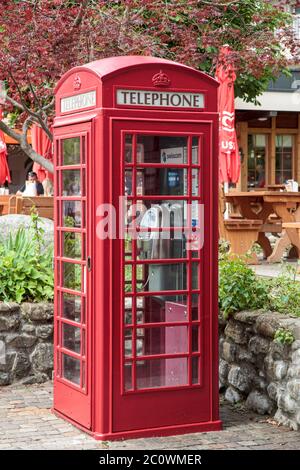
[219,310,300,430]
[0,302,53,385]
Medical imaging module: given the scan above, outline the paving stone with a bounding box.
[0,381,300,449]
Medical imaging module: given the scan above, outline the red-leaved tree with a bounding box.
[0,0,299,173]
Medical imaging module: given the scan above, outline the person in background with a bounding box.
[16,171,44,196]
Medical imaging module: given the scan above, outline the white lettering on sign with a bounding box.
[116,89,204,109]
[61,90,96,113]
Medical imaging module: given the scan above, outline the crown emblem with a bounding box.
[73,74,81,90]
[152,70,171,87]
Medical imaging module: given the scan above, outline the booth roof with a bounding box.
[55,55,219,92]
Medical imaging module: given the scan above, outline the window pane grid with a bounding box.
[55,135,88,392]
[122,132,202,392]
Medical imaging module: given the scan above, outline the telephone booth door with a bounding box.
[112,118,217,434]
[53,122,92,429]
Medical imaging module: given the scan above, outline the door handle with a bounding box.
[87,256,92,272]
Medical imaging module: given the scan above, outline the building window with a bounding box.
[293,10,300,40]
[275,135,293,184]
[248,134,267,189]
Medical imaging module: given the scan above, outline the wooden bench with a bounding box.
[219,189,263,264]
[8,196,54,220]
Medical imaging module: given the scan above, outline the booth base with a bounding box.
[52,407,222,441]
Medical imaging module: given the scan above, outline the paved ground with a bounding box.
[0,381,300,450]
[251,259,300,280]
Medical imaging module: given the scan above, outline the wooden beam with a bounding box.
[296,113,300,183]
[269,117,276,185]
[236,121,248,191]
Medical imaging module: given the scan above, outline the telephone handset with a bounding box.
[137,203,184,260]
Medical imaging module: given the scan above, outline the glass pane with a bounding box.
[192,263,199,290]
[62,294,81,322]
[135,168,188,196]
[136,263,187,292]
[63,323,81,353]
[192,326,199,352]
[124,234,133,260]
[136,325,188,356]
[125,134,133,163]
[135,295,188,324]
[124,264,132,293]
[136,358,188,389]
[125,170,133,196]
[137,232,187,260]
[124,328,133,358]
[62,170,81,196]
[63,232,82,259]
[63,201,82,228]
[192,294,199,321]
[192,169,200,196]
[192,357,200,384]
[248,134,266,189]
[63,354,80,385]
[82,361,86,389]
[63,262,82,291]
[192,137,199,164]
[127,200,187,229]
[282,135,292,148]
[124,362,133,391]
[255,135,266,147]
[62,138,80,165]
[124,297,132,325]
[136,135,188,164]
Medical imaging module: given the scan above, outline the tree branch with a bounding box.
[73,0,90,28]
[0,118,54,173]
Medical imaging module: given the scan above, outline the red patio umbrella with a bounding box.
[0,109,11,185]
[31,123,53,182]
[215,46,240,184]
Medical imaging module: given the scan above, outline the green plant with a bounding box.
[274,327,295,345]
[219,256,268,319]
[267,264,300,317]
[0,212,54,303]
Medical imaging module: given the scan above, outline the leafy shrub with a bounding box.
[219,256,268,318]
[267,265,300,317]
[0,215,54,303]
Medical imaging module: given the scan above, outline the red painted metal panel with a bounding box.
[53,56,220,439]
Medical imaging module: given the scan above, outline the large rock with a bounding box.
[30,343,53,372]
[287,379,300,401]
[225,320,248,345]
[228,365,254,393]
[21,303,54,322]
[225,386,242,404]
[0,214,53,248]
[249,335,270,355]
[246,390,274,415]
[0,315,20,331]
[255,312,283,338]
[220,340,237,363]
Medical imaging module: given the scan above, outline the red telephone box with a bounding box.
[53,56,221,440]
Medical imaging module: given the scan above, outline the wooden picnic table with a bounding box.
[0,195,11,216]
[225,191,300,262]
